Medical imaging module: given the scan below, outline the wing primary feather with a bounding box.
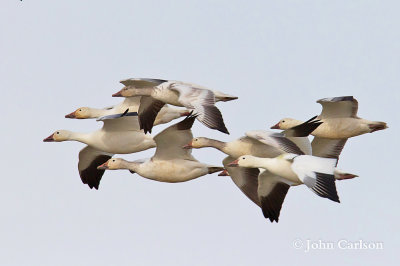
[310,172,340,203]
[260,183,290,223]
[285,116,322,137]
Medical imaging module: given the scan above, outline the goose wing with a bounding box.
[290,155,340,202]
[246,130,305,155]
[153,115,197,160]
[257,170,290,223]
[169,82,229,134]
[97,111,141,131]
[138,96,166,133]
[223,156,260,206]
[311,137,348,160]
[78,146,113,189]
[317,96,358,119]
[120,78,167,88]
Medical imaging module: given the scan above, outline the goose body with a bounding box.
[97,115,224,183]
[272,96,387,139]
[43,113,156,189]
[113,78,237,134]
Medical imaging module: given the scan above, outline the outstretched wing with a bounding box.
[97,111,141,132]
[246,130,305,155]
[78,146,113,190]
[120,78,167,88]
[317,96,358,119]
[284,116,323,137]
[258,171,290,223]
[138,96,165,133]
[223,156,260,206]
[291,155,340,202]
[312,137,348,161]
[153,115,197,160]
[169,83,229,134]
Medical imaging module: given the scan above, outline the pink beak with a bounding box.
[97,162,109,170]
[182,142,193,149]
[227,159,239,167]
[43,134,55,142]
[218,169,229,176]
[112,89,123,97]
[65,111,76,118]
[270,122,280,129]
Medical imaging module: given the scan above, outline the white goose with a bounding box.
[186,129,356,222]
[271,96,388,158]
[112,78,238,134]
[65,96,190,126]
[228,154,341,222]
[43,112,156,189]
[97,115,224,183]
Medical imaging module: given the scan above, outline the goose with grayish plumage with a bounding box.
[271,96,388,159]
[112,78,237,134]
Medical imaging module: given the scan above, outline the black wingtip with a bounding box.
[312,172,340,203]
[286,116,322,137]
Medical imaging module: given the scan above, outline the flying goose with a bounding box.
[112,78,237,134]
[228,154,341,222]
[97,115,224,182]
[43,112,156,189]
[186,128,356,222]
[271,96,388,159]
[65,96,190,126]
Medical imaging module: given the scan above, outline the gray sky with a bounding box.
[1,0,398,265]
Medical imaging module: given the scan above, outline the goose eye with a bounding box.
[79,109,82,111]
[242,157,245,160]
[282,120,285,123]
[56,132,59,134]
[112,160,115,162]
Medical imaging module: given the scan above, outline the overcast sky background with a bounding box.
[1,1,398,265]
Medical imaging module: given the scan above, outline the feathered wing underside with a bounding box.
[257,171,290,222]
[311,137,348,161]
[317,96,358,119]
[98,112,141,132]
[287,137,312,155]
[138,96,166,133]
[291,155,340,202]
[153,116,197,160]
[169,83,229,134]
[284,116,323,137]
[78,146,113,189]
[223,157,260,206]
[120,78,167,88]
[245,130,305,155]
[119,96,142,112]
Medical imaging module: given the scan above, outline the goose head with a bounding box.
[112,86,138,97]
[43,130,71,142]
[228,155,258,168]
[97,158,125,170]
[271,118,302,130]
[65,107,91,119]
[183,137,210,149]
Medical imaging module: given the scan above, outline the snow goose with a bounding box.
[228,154,341,222]
[271,96,388,159]
[97,115,224,183]
[65,96,190,126]
[43,112,156,189]
[189,129,355,222]
[112,78,237,134]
